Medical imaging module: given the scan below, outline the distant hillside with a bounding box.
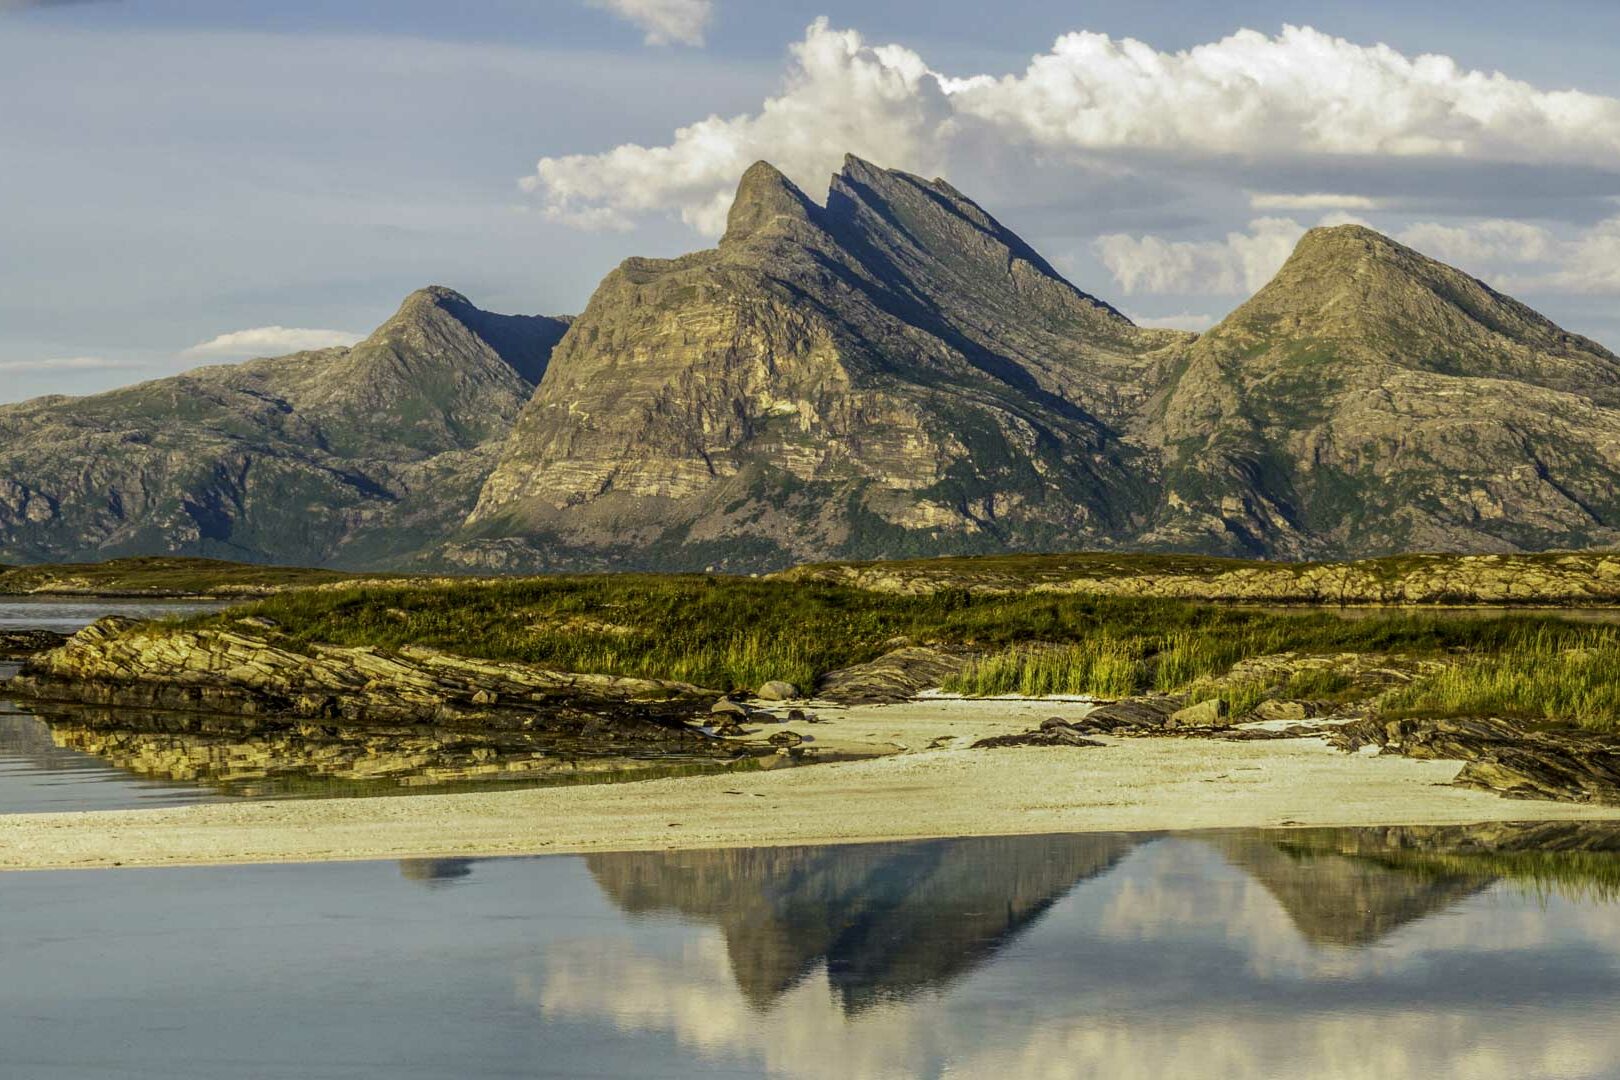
[0,289,568,567]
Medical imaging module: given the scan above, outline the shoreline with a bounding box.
[5,698,1620,873]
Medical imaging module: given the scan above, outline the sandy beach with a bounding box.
[4,697,1619,872]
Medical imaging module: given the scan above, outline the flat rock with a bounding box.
[816,646,973,705]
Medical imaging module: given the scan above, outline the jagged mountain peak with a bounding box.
[722,161,823,246]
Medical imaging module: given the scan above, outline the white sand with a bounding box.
[3,698,1617,872]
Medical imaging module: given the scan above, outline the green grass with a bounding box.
[1379,627,1620,731]
[180,574,1620,713]
[943,638,1145,697]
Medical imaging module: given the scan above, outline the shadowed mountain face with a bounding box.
[585,833,1137,1013]
[0,289,569,568]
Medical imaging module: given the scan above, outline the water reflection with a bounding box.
[531,824,1620,1078]
[586,834,1136,1012]
[11,827,1620,1079]
[6,700,751,805]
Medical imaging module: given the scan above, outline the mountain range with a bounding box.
[4,155,1618,571]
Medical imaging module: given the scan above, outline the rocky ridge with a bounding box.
[7,156,1620,571]
[779,551,1620,604]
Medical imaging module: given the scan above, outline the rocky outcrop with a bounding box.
[9,617,723,744]
[0,288,570,568]
[1327,715,1620,804]
[780,551,1620,605]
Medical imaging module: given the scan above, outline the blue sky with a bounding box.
[4,1,1620,401]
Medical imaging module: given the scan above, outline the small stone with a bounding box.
[710,698,750,717]
[768,730,805,748]
[471,689,498,706]
[756,680,802,701]
[1168,698,1230,729]
[1252,699,1309,723]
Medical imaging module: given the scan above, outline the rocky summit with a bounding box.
[5,156,1620,571]
[452,156,1188,571]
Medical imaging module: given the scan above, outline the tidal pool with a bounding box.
[5,824,1620,1079]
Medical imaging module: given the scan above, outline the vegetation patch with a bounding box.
[183,574,1620,715]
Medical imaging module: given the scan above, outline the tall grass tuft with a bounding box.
[944,637,1145,698]
[1380,627,1620,730]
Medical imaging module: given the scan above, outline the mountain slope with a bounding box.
[1142,225,1620,557]
[457,156,1188,571]
[0,288,569,567]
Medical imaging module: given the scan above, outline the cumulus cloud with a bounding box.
[1395,219,1557,266]
[1095,217,1314,295]
[183,326,362,358]
[0,355,128,373]
[1099,212,1620,298]
[527,19,949,234]
[585,0,713,47]
[524,21,1620,236]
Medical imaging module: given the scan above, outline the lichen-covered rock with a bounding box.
[0,629,68,658]
[1327,715,1620,804]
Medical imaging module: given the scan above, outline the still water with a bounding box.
[0,600,233,812]
[5,825,1620,1079]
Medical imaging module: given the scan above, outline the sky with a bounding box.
[3,0,1620,402]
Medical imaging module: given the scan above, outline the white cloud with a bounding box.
[1126,312,1218,332]
[0,355,128,374]
[525,21,1620,236]
[1499,216,1620,295]
[183,326,362,358]
[585,0,714,47]
[526,19,950,235]
[1395,219,1557,266]
[1249,192,1380,211]
[1095,217,1311,296]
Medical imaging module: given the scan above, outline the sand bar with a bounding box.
[4,698,1619,872]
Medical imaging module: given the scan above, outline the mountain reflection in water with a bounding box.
[554,822,1620,1013]
[12,825,1620,1079]
[586,834,1136,1012]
